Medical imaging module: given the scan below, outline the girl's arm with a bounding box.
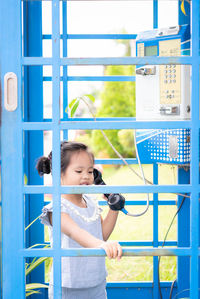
[49,212,122,260]
[101,209,119,241]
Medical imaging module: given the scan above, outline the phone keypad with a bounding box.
[159,39,181,105]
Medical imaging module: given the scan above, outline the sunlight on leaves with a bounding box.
[70,99,80,117]
[84,94,95,103]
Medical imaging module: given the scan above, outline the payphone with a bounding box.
[135,25,191,164]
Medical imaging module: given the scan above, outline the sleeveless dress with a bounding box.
[40,195,107,299]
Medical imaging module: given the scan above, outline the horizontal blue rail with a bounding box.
[23,184,191,194]
[43,241,177,247]
[107,281,176,288]
[43,76,136,82]
[43,34,137,40]
[44,200,177,206]
[99,200,177,206]
[44,117,136,121]
[119,241,177,246]
[20,247,192,257]
[22,120,192,130]
[95,158,138,165]
[22,56,194,66]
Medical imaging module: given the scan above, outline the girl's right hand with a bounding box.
[99,241,122,261]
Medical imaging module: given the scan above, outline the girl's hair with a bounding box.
[36,141,94,176]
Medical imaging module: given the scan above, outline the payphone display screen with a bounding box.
[144,45,157,56]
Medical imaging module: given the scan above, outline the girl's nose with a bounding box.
[83,171,89,179]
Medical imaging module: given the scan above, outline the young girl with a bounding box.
[37,141,122,299]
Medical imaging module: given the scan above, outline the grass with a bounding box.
[44,164,179,283]
[100,164,177,282]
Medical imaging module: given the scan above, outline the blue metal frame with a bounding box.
[23,1,45,291]
[0,0,24,297]
[1,0,200,298]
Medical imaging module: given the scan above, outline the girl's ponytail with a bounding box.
[36,156,51,176]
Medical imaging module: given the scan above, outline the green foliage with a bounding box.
[26,283,48,297]
[92,65,135,158]
[25,252,49,296]
[118,129,135,157]
[25,236,49,296]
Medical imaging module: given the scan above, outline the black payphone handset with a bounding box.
[93,168,128,215]
[93,167,150,217]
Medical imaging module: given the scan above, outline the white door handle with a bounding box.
[4,72,18,111]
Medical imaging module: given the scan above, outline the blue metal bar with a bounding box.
[23,184,192,194]
[45,117,135,121]
[95,158,138,165]
[62,0,69,140]
[43,240,178,247]
[177,168,190,297]
[52,0,62,297]
[0,0,24,297]
[20,247,192,257]
[153,164,159,299]
[22,120,192,130]
[23,1,45,290]
[22,56,195,66]
[99,200,177,206]
[59,120,191,130]
[119,241,178,247]
[107,282,175,288]
[43,34,137,40]
[190,0,200,297]
[153,0,158,29]
[43,76,136,81]
[25,199,177,206]
[29,240,178,246]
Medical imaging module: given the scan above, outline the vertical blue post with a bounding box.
[153,163,159,298]
[52,0,62,297]
[190,0,199,298]
[23,0,44,290]
[62,1,69,140]
[177,3,191,298]
[0,0,24,297]
[153,0,158,29]
[177,167,190,298]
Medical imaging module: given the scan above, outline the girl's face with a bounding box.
[61,151,94,186]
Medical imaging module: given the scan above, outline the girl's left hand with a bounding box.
[99,240,123,261]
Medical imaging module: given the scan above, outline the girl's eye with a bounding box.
[75,170,82,173]
[89,171,93,174]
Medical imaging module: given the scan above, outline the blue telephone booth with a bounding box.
[0,0,199,298]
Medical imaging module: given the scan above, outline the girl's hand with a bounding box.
[99,241,122,261]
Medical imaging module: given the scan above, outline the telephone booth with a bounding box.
[0,0,199,298]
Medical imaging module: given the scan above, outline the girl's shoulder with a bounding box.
[39,201,53,226]
[39,199,69,226]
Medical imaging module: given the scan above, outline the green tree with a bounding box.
[92,64,135,158]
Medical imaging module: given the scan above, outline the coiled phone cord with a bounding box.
[122,130,149,217]
[98,129,149,217]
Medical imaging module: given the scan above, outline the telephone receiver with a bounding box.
[93,168,128,214]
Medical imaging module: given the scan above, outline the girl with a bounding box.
[37,141,122,299]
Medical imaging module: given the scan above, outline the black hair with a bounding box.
[36,141,94,176]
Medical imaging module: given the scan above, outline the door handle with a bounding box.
[4,72,18,111]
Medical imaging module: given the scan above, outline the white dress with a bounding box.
[40,195,107,299]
